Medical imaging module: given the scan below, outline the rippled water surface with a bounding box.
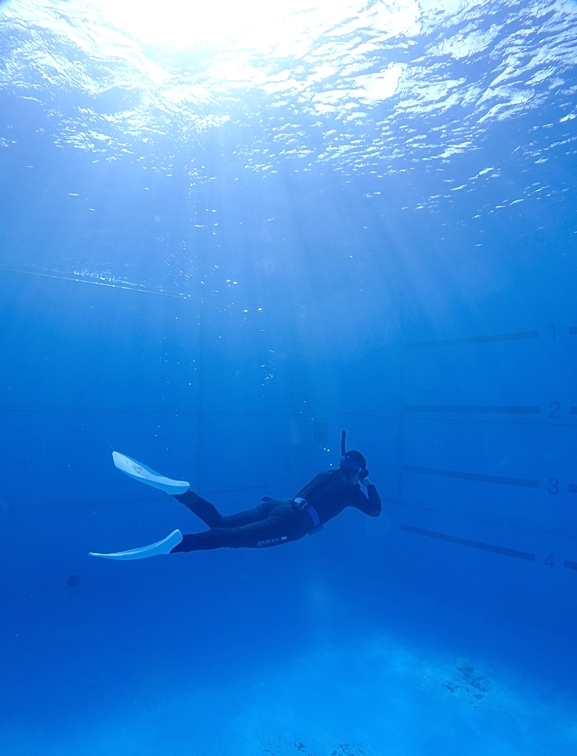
[3,0,577,169]
[2,0,576,297]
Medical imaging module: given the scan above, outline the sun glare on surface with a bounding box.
[99,0,396,50]
[101,0,308,48]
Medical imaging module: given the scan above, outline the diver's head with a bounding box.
[340,450,368,482]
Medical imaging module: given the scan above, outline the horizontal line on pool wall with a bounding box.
[403,465,539,488]
[400,524,536,561]
[403,330,540,349]
[403,405,541,415]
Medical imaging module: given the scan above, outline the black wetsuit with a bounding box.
[170,469,381,553]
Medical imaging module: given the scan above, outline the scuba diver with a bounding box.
[89,431,381,561]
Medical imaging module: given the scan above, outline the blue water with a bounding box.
[1,0,577,753]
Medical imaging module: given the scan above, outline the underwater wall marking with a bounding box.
[401,525,577,574]
[399,322,577,577]
[403,330,541,350]
[404,405,541,414]
[403,406,575,426]
[402,465,539,488]
[400,524,536,561]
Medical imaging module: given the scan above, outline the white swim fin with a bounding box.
[89,529,183,560]
[112,451,190,495]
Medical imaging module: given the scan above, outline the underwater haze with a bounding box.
[1,0,577,753]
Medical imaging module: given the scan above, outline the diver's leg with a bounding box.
[173,492,279,529]
[221,500,279,527]
[173,491,224,528]
[170,503,311,553]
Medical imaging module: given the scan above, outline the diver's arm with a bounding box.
[353,479,382,517]
[361,478,382,516]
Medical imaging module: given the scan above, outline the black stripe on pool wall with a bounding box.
[400,524,536,561]
[403,465,539,488]
[403,405,541,415]
[569,485,577,494]
[404,330,540,350]
[564,560,577,570]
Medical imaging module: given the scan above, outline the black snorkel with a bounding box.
[340,430,369,480]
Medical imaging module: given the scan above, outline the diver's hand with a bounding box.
[360,477,373,488]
